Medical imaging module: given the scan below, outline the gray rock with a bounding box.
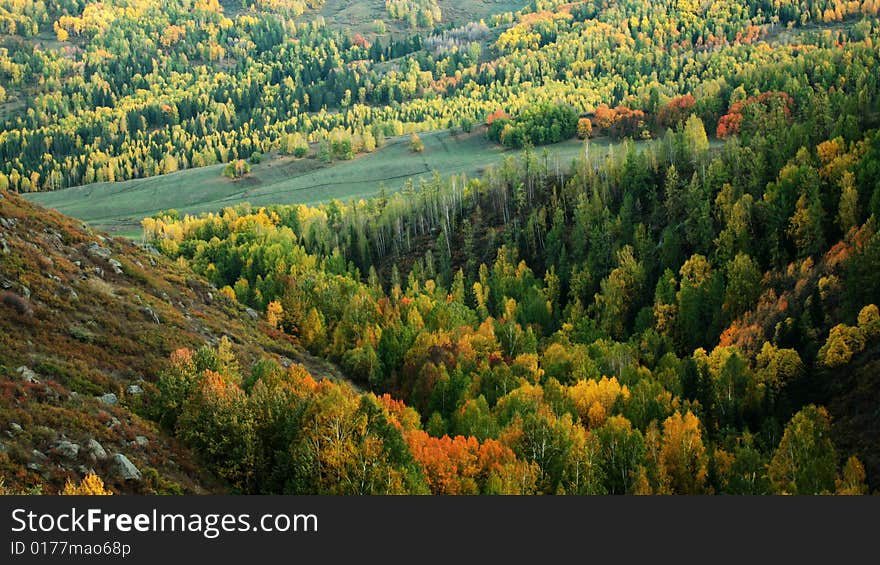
[9,422,22,433]
[245,308,260,321]
[112,453,141,481]
[94,267,104,278]
[0,236,8,254]
[108,417,121,429]
[126,384,144,396]
[0,441,7,453]
[86,242,111,260]
[16,366,40,383]
[108,258,123,274]
[32,449,48,461]
[54,440,80,459]
[27,463,42,472]
[96,393,118,406]
[19,286,30,299]
[134,436,149,447]
[143,308,160,324]
[87,439,107,460]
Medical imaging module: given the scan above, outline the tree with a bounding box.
[658,94,696,128]
[223,159,250,179]
[723,253,762,319]
[683,115,709,161]
[577,118,593,139]
[659,411,708,494]
[596,415,645,494]
[836,456,869,495]
[266,300,284,329]
[62,473,112,495]
[594,246,645,340]
[676,254,724,352]
[788,191,826,257]
[410,133,425,153]
[837,171,859,232]
[818,323,866,368]
[768,405,838,494]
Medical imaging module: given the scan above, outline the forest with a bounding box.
[140,31,880,493]
[1,0,880,495]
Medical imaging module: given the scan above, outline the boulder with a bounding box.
[54,440,80,459]
[134,436,149,447]
[112,453,141,481]
[87,439,107,460]
[143,308,160,324]
[96,392,118,406]
[108,258,124,274]
[126,384,144,396]
[86,242,111,260]
[16,366,40,383]
[245,308,260,321]
[9,423,22,433]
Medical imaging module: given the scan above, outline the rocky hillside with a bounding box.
[0,190,344,494]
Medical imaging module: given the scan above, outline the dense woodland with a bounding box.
[2,1,879,494]
[141,31,880,492]
[2,0,880,191]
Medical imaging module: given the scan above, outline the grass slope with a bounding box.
[316,0,525,35]
[26,130,611,237]
[0,190,349,494]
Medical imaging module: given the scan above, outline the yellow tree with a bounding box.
[659,411,708,494]
[266,300,284,329]
[62,473,112,495]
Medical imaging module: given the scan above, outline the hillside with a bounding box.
[0,190,348,494]
[25,130,606,238]
[1,0,879,498]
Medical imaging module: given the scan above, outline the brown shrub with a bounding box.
[1,291,32,316]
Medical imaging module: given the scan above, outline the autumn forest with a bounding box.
[1,0,879,495]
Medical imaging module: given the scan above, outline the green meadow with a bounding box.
[26,130,612,238]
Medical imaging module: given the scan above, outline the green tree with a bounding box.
[768,405,838,494]
[723,253,762,320]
